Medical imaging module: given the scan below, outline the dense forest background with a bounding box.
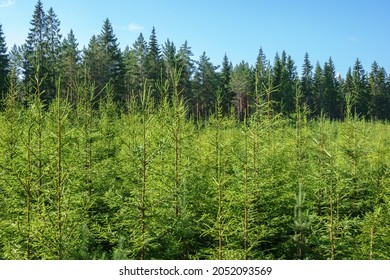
[0,1,389,260]
[1,1,390,119]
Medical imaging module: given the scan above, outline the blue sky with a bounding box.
[1,0,389,75]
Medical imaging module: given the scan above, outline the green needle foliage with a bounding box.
[2,1,390,260]
[2,57,390,261]
[1,74,390,259]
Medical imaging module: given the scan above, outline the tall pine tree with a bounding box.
[272,52,283,113]
[254,48,269,108]
[83,19,124,102]
[192,51,219,120]
[368,61,389,120]
[313,62,324,116]
[100,18,124,102]
[162,39,177,80]
[177,40,194,102]
[0,23,9,100]
[60,29,80,102]
[23,1,62,104]
[123,33,147,100]
[272,51,297,115]
[351,59,369,118]
[219,54,233,115]
[323,57,342,119]
[23,0,46,94]
[301,52,314,116]
[83,35,107,92]
[284,54,298,114]
[145,27,163,100]
[43,7,62,102]
[230,61,253,120]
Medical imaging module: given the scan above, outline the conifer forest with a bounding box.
[0,1,390,260]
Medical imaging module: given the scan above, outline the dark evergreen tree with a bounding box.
[254,47,269,107]
[313,62,324,116]
[283,54,298,114]
[230,61,253,120]
[368,61,389,120]
[272,52,283,113]
[83,19,124,102]
[99,18,124,102]
[83,35,107,92]
[8,44,23,76]
[7,44,26,104]
[0,23,9,101]
[123,46,134,98]
[301,52,314,116]
[145,27,163,99]
[343,67,354,112]
[43,7,62,102]
[323,57,342,119]
[192,51,219,120]
[124,33,147,99]
[23,0,46,95]
[22,2,62,104]
[219,54,233,115]
[123,33,147,99]
[162,39,177,80]
[272,51,297,115]
[60,29,80,102]
[177,40,194,102]
[351,59,369,117]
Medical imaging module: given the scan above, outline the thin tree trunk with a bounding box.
[26,124,33,259]
[141,109,147,260]
[56,96,63,260]
[244,124,249,260]
[329,156,335,260]
[369,224,374,260]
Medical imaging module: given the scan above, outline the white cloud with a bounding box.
[114,23,144,32]
[126,23,144,32]
[0,0,15,8]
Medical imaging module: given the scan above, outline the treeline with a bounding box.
[0,1,390,120]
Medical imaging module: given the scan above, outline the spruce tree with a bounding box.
[162,39,177,80]
[368,61,388,119]
[219,54,234,115]
[323,57,342,119]
[284,55,298,115]
[83,35,108,93]
[123,33,147,100]
[192,51,219,120]
[8,45,23,79]
[122,46,133,98]
[60,30,80,102]
[145,27,163,100]
[351,59,369,118]
[301,52,314,116]
[313,62,324,116]
[254,48,269,109]
[99,18,124,102]
[177,40,194,102]
[43,7,62,102]
[272,51,297,115]
[22,2,62,104]
[24,0,46,96]
[343,67,354,115]
[83,19,124,101]
[230,61,253,120]
[0,23,9,101]
[272,52,283,113]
